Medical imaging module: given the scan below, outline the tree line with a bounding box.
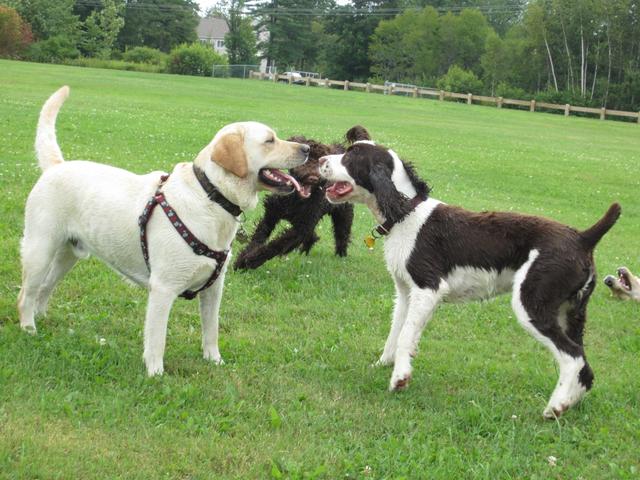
[1,0,639,112]
[253,0,640,112]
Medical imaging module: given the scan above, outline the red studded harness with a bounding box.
[138,174,229,300]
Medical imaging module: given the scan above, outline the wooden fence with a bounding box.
[248,71,640,124]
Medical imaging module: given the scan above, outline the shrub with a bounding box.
[26,35,80,63]
[495,82,528,100]
[122,46,167,66]
[436,65,483,94]
[168,42,227,77]
[0,5,33,58]
[62,57,166,73]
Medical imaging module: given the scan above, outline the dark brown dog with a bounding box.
[234,126,371,270]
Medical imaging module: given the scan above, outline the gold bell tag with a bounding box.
[364,235,376,250]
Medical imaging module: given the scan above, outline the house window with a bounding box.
[216,40,225,48]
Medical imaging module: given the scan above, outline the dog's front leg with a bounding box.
[375,277,410,366]
[199,264,228,365]
[143,286,177,376]
[389,287,441,391]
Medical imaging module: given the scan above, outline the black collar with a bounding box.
[192,164,242,218]
[375,196,425,236]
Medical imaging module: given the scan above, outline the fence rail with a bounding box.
[248,71,640,124]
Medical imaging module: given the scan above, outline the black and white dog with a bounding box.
[319,136,621,418]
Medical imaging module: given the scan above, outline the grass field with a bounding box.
[0,60,639,479]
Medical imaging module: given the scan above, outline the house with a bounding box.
[197,17,229,55]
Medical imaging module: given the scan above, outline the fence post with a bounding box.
[564,104,570,116]
[288,75,293,85]
[260,72,265,80]
[366,83,371,93]
[497,97,503,108]
[600,107,606,120]
[325,78,330,88]
[530,99,536,112]
[389,85,394,95]
[305,76,310,87]
[344,80,349,91]
[467,93,473,105]
[273,73,277,83]
[638,112,640,124]
[439,90,445,101]
[413,87,418,98]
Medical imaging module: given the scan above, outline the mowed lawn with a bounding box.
[0,60,639,479]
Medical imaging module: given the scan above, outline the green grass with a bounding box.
[1,60,639,479]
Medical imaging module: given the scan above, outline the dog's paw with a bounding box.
[373,353,394,367]
[543,403,568,420]
[389,368,412,392]
[145,358,164,377]
[203,350,225,365]
[20,324,37,335]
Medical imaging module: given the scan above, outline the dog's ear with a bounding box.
[345,125,371,144]
[211,133,248,178]
[370,163,412,224]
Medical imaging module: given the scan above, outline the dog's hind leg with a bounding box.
[376,276,410,367]
[299,231,320,255]
[330,205,353,257]
[199,263,228,365]
[18,234,64,333]
[389,286,442,391]
[143,284,177,376]
[35,243,78,316]
[512,250,591,419]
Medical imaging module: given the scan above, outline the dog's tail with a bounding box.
[580,203,621,249]
[35,86,70,172]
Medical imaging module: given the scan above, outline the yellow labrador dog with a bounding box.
[604,267,640,301]
[18,87,309,376]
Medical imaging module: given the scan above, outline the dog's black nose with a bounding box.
[604,277,614,287]
[300,144,310,154]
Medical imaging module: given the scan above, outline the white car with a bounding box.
[283,71,305,84]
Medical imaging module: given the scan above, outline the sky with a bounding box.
[196,0,220,14]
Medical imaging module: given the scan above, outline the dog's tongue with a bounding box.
[299,184,312,198]
[265,168,302,193]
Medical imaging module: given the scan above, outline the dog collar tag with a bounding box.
[364,235,376,250]
[236,225,250,244]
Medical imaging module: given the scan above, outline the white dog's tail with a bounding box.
[35,86,70,172]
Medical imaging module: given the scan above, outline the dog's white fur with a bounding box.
[19,86,307,376]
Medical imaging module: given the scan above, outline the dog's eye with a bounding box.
[265,137,275,144]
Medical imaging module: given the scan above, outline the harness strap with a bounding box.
[139,174,228,300]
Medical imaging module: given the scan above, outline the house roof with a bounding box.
[197,17,229,40]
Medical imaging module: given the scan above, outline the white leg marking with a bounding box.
[376,277,410,367]
[389,287,442,391]
[143,286,177,376]
[511,249,587,418]
[199,263,228,365]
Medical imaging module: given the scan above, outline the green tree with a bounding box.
[0,5,33,58]
[480,30,507,95]
[117,0,199,52]
[369,6,440,83]
[11,0,79,41]
[212,0,257,65]
[254,0,325,71]
[321,0,398,81]
[80,0,125,58]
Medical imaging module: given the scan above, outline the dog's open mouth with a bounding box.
[296,175,320,199]
[325,181,353,200]
[259,168,303,195]
[618,268,632,291]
